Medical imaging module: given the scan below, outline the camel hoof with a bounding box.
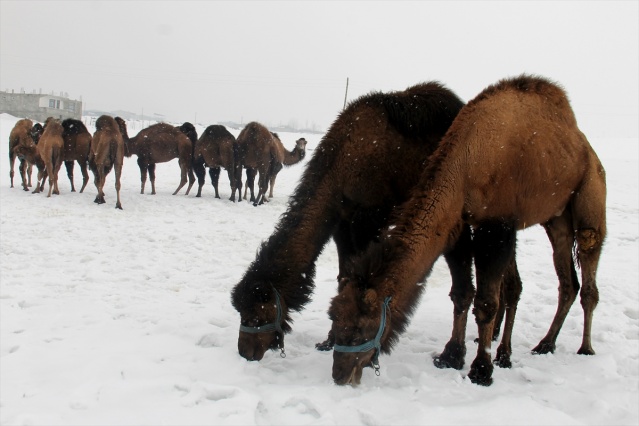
[531,341,555,355]
[577,347,595,356]
[433,342,466,370]
[493,352,512,369]
[115,204,123,210]
[468,359,494,386]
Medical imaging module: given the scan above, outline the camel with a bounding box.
[115,118,195,196]
[61,119,92,193]
[8,118,36,190]
[193,124,242,201]
[327,75,606,387]
[89,115,125,209]
[31,119,64,197]
[231,82,466,361]
[236,123,307,205]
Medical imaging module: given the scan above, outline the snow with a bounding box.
[1,112,637,425]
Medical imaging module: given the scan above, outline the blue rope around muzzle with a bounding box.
[333,296,392,375]
[238,287,286,357]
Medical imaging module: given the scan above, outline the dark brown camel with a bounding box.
[193,124,242,201]
[31,119,64,197]
[115,118,196,195]
[61,119,92,193]
[8,119,36,190]
[236,123,307,205]
[89,115,125,209]
[328,75,606,387]
[231,82,467,361]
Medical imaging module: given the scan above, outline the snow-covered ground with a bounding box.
[1,112,637,425]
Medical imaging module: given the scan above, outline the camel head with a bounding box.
[295,138,307,158]
[30,123,44,144]
[231,281,290,361]
[328,279,393,386]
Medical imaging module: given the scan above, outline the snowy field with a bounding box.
[0,112,637,425]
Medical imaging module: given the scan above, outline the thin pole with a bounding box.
[343,77,349,110]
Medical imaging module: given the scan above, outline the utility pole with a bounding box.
[343,77,349,110]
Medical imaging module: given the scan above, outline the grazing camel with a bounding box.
[61,119,92,193]
[193,124,242,201]
[236,123,307,205]
[8,119,36,190]
[328,75,606,387]
[89,115,125,209]
[115,118,195,195]
[31,119,64,197]
[231,82,466,361]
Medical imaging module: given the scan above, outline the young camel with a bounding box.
[115,118,195,196]
[89,115,125,209]
[8,118,36,190]
[61,119,92,193]
[31,119,64,197]
[193,124,242,201]
[237,122,307,205]
[328,75,606,387]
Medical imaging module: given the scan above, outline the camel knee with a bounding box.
[577,228,602,253]
[472,296,499,324]
[450,287,475,314]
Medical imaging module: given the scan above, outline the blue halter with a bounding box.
[238,287,286,357]
[333,296,392,375]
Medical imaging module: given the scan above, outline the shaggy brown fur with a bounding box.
[328,75,607,386]
[89,115,125,209]
[8,119,36,190]
[193,125,241,201]
[116,118,195,195]
[61,119,92,193]
[31,119,65,197]
[237,123,307,206]
[231,82,466,362]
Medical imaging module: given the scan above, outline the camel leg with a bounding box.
[185,163,196,196]
[193,160,206,198]
[433,224,475,370]
[172,162,188,196]
[254,168,269,206]
[114,162,123,210]
[226,167,237,202]
[532,210,580,354]
[27,163,33,187]
[65,160,76,192]
[19,159,30,191]
[268,163,282,199]
[149,163,158,195]
[468,221,517,386]
[493,256,523,368]
[52,161,62,195]
[79,161,89,193]
[9,152,15,188]
[245,168,256,202]
[573,171,606,355]
[209,167,221,199]
[137,159,148,194]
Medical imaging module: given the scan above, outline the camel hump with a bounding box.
[348,81,465,139]
[472,74,572,109]
[61,118,89,135]
[96,115,119,132]
[204,125,234,140]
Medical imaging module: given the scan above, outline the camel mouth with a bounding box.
[334,365,362,386]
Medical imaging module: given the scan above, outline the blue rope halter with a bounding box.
[333,296,392,376]
[238,287,286,357]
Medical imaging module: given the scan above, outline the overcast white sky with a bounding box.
[1,1,637,135]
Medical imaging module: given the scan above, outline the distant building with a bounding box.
[0,89,82,122]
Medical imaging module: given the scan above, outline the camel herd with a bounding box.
[8,117,308,209]
[8,74,607,388]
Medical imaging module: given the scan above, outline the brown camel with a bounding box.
[61,119,92,193]
[328,75,606,387]
[8,118,36,190]
[231,82,467,361]
[89,115,125,209]
[236,123,307,205]
[193,124,242,201]
[31,119,64,197]
[115,118,195,195]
